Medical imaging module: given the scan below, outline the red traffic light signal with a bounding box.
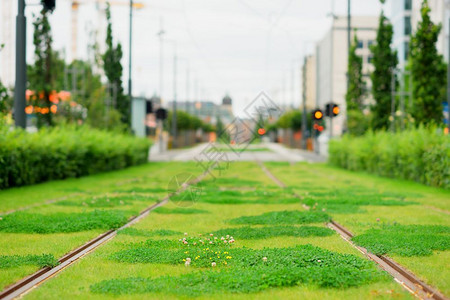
[312,109,323,121]
[257,128,266,135]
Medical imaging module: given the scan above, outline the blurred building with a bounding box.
[315,16,378,136]
[389,0,449,69]
[302,54,317,110]
[168,95,235,126]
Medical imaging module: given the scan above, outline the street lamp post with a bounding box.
[14,0,26,128]
[128,0,133,126]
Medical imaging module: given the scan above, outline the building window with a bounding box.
[404,0,412,10]
[404,41,409,60]
[404,16,411,35]
[357,40,364,49]
[368,40,374,49]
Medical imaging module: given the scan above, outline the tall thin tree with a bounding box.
[409,0,446,125]
[370,9,398,130]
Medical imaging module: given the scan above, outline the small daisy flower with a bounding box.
[262,257,267,262]
[185,261,190,266]
[211,262,216,267]
[184,232,188,236]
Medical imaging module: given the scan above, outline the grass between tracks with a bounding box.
[0,162,198,291]
[23,162,410,299]
[266,162,450,295]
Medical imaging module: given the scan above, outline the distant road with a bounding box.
[149,142,326,163]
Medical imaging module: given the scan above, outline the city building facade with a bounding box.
[315,16,378,137]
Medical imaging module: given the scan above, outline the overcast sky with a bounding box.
[22,0,387,115]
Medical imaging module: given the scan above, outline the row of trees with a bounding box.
[0,2,129,131]
[346,0,447,135]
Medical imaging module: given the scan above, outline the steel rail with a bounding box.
[257,160,448,300]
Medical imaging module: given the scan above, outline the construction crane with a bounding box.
[70,0,144,61]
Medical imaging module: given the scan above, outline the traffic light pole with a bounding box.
[301,58,307,149]
[447,17,450,132]
[14,0,26,128]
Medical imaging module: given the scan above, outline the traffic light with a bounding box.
[155,108,167,120]
[257,128,266,135]
[312,109,323,121]
[42,0,56,11]
[332,104,340,117]
[146,100,153,114]
[325,103,340,117]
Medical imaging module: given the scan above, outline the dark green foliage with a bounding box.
[353,224,450,256]
[117,228,181,237]
[0,254,59,269]
[167,110,212,132]
[228,210,330,225]
[102,3,129,126]
[0,79,9,115]
[274,109,312,131]
[202,177,263,187]
[370,12,398,130]
[346,34,367,135]
[409,0,447,125]
[0,210,128,233]
[153,207,208,214]
[0,126,150,189]
[329,127,450,188]
[211,226,334,239]
[95,244,385,296]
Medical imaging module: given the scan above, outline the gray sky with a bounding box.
[22,0,386,115]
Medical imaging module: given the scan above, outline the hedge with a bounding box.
[329,127,450,189]
[0,125,151,189]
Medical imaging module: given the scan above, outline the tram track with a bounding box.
[257,160,448,300]
[0,170,209,300]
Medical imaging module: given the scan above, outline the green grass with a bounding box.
[18,162,413,299]
[117,228,182,237]
[92,244,387,296]
[228,210,330,225]
[265,161,450,295]
[0,254,59,269]
[0,210,129,234]
[352,224,450,256]
[152,207,208,214]
[211,226,334,239]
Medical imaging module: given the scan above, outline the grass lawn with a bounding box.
[265,162,450,295]
[0,162,198,290]
[22,162,411,299]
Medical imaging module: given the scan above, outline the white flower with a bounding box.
[221,237,225,240]
[185,261,190,266]
[262,257,267,262]
[211,262,216,267]
[183,241,188,245]
[226,235,230,238]
[186,257,191,262]
[317,259,321,263]
[184,232,188,236]
[223,240,228,243]
[209,241,213,244]
[230,236,233,240]
[193,242,197,245]
[210,233,214,237]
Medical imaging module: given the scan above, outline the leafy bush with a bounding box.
[0,125,151,189]
[329,127,450,188]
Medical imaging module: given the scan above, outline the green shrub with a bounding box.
[0,254,59,269]
[0,125,151,189]
[329,127,450,188]
[228,210,331,225]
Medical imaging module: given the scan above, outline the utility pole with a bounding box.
[301,57,307,149]
[447,18,450,132]
[14,0,26,128]
[347,0,351,57]
[128,0,133,125]
[172,46,177,148]
[157,17,165,102]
